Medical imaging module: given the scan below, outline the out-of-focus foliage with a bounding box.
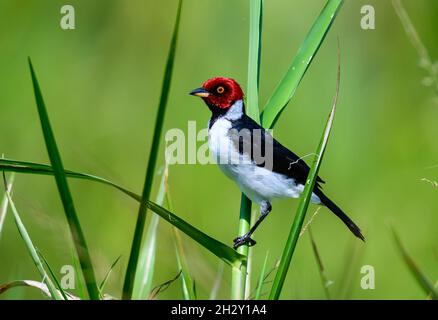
[0,0,437,299]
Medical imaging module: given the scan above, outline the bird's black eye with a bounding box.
[216,86,225,94]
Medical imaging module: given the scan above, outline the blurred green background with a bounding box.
[0,0,437,299]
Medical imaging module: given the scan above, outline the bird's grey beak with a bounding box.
[189,87,210,98]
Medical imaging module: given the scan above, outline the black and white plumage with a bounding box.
[190,77,364,248]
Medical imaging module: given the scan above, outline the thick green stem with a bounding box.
[231,194,251,299]
[231,0,263,300]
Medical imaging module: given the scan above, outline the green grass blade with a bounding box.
[393,228,438,300]
[123,0,183,299]
[0,159,245,268]
[260,0,343,128]
[308,226,332,299]
[0,173,14,238]
[269,49,340,300]
[99,255,122,298]
[28,59,99,300]
[255,251,269,300]
[246,0,263,123]
[0,280,79,300]
[172,228,196,300]
[2,174,62,300]
[37,249,69,300]
[165,177,196,300]
[172,227,196,300]
[132,172,166,300]
[132,217,159,300]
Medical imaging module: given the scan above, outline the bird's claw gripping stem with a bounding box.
[233,234,257,249]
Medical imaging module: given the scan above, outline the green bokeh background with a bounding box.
[1,0,437,299]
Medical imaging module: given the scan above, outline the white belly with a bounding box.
[208,117,305,204]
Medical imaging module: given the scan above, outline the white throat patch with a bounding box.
[224,100,244,121]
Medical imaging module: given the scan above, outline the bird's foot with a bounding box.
[233,234,257,249]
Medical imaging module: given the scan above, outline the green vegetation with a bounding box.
[0,0,437,300]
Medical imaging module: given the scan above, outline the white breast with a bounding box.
[207,102,305,204]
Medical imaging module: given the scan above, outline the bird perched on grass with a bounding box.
[190,77,364,249]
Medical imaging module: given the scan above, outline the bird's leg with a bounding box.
[233,201,272,249]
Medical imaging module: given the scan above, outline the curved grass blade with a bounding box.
[172,227,196,300]
[0,159,245,268]
[99,255,122,298]
[393,228,438,300]
[2,173,62,300]
[0,280,79,300]
[269,47,341,299]
[260,0,343,128]
[37,249,69,300]
[161,162,195,300]
[123,0,183,299]
[0,173,14,239]
[28,59,99,300]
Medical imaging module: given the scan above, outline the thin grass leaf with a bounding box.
[0,280,79,300]
[308,226,332,299]
[246,0,263,123]
[269,46,341,300]
[255,251,269,300]
[209,262,224,300]
[99,255,122,298]
[172,228,196,300]
[164,164,196,300]
[0,159,245,268]
[37,249,69,300]
[1,173,62,300]
[123,0,183,300]
[0,173,14,238]
[260,0,343,128]
[132,172,166,300]
[28,59,99,300]
[249,259,279,299]
[393,228,438,300]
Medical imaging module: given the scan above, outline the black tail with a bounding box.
[315,190,365,241]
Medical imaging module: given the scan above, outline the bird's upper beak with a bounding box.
[189,87,210,98]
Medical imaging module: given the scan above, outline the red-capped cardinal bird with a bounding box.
[190,77,364,249]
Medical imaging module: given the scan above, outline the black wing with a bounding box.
[230,114,325,186]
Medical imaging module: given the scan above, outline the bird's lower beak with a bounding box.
[189,87,210,98]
